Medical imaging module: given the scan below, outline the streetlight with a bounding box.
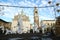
[57,9,60,13]
[48,1,60,34]
[48,1,51,4]
[56,3,60,6]
[56,3,60,17]
[48,1,60,19]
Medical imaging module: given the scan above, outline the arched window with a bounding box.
[47,23,49,25]
[51,23,52,26]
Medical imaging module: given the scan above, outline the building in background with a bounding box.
[11,10,30,33]
[41,20,55,28]
[11,14,19,33]
[41,20,55,33]
[55,16,60,36]
[0,19,11,30]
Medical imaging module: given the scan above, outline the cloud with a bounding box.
[0,2,12,5]
[19,1,38,7]
[39,0,55,7]
[38,7,55,20]
[24,0,28,2]
[39,0,48,7]
[29,15,34,23]
[0,6,23,19]
[55,0,60,3]
[41,0,47,4]
[39,15,54,20]
[3,7,15,18]
[31,0,34,2]
[0,0,59,23]
[36,0,40,4]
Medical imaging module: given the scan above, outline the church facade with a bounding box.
[11,10,30,34]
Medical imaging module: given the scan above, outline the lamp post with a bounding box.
[48,1,60,35]
[48,1,60,20]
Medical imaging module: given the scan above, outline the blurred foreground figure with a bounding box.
[0,28,3,34]
[0,27,6,35]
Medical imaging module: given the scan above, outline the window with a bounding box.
[35,11,37,13]
[47,23,49,25]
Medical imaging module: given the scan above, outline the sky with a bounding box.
[0,0,60,24]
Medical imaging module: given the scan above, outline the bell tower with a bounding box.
[34,7,39,28]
